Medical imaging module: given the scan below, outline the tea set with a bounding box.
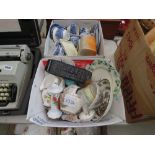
[40,58,121,123]
[49,23,100,56]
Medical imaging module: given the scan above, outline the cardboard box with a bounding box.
[27,20,126,127]
[114,20,155,123]
[44,20,104,57]
[27,56,125,127]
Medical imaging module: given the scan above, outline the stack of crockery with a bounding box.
[40,57,121,123]
[50,23,100,56]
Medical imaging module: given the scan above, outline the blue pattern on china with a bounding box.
[50,24,64,40]
[53,42,65,56]
[70,35,80,48]
[69,23,79,35]
[50,24,69,42]
[80,26,91,36]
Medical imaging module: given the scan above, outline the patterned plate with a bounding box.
[86,58,121,120]
[86,58,121,98]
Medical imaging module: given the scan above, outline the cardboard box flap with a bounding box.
[114,20,155,122]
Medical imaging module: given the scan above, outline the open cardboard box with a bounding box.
[115,20,155,123]
[27,19,126,127]
[27,56,125,127]
[44,20,105,57]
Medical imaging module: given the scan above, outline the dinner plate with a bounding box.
[86,58,121,120]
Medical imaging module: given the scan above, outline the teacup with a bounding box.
[67,23,79,35]
[77,83,97,114]
[60,85,82,115]
[40,73,65,94]
[40,73,59,91]
[47,77,65,94]
[79,25,91,36]
[50,24,70,42]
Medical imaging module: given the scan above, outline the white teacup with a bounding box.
[60,85,82,115]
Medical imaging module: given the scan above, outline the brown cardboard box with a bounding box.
[114,20,155,122]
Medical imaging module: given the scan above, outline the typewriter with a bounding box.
[0,45,33,111]
[0,19,41,115]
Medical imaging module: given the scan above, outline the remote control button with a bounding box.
[0,97,2,101]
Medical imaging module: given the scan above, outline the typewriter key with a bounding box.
[0,88,3,92]
[5,93,9,97]
[1,84,5,87]
[5,84,9,87]
[0,97,2,101]
[2,97,7,101]
[7,88,11,92]
[0,93,4,96]
[3,88,7,92]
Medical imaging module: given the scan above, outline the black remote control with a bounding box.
[45,60,92,84]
